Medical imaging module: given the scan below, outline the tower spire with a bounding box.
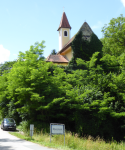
[58,12,71,51]
[57,12,71,31]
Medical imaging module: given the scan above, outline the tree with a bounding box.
[51,49,57,55]
[0,61,16,76]
[102,14,125,56]
[1,37,125,141]
[18,41,45,61]
[4,41,67,126]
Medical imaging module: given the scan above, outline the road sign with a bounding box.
[50,123,65,145]
[30,124,34,138]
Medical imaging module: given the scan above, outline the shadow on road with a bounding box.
[0,138,25,143]
[0,145,16,150]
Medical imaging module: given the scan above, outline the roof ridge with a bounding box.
[57,12,71,31]
[46,55,69,63]
[79,21,93,33]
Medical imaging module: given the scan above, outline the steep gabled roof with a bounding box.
[46,55,69,63]
[79,22,93,34]
[57,12,71,31]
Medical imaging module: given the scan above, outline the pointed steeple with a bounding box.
[57,12,71,31]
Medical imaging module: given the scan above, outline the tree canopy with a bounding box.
[101,14,125,56]
[1,15,125,141]
[51,49,57,55]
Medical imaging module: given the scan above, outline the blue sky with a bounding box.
[0,0,125,63]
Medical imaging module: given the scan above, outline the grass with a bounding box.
[9,128,125,150]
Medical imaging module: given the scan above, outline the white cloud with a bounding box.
[0,45,10,64]
[121,0,125,7]
[91,21,103,30]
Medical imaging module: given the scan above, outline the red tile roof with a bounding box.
[57,12,71,31]
[46,55,69,63]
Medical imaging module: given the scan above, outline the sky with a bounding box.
[0,0,125,63]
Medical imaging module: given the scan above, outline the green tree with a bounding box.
[0,73,9,118]
[102,14,125,56]
[0,61,16,76]
[5,41,67,127]
[1,36,125,141]
[51,49,57,55]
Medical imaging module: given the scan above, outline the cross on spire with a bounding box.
[63,7,65,12]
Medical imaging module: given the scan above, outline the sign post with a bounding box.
[30,124,34,139]
[50,123,65,146]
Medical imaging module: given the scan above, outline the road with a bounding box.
[0,127,56,150]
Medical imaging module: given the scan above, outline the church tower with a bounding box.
[57,12,71,51]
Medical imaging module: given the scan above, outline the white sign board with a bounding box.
[50,123,65,145]
[51,125,64,134]
[30,124,34,138]
[30,124,34,130]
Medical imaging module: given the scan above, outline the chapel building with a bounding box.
[46,12,93,66]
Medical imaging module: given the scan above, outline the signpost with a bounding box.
[50,123,65,145]
[30,124,34,139]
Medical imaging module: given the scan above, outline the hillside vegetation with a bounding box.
[0,15,125,141]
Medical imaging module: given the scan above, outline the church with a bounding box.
[46,12,94,66]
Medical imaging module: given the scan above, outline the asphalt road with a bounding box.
[0,127,56,150]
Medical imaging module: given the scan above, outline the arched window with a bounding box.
[64,31,68,36]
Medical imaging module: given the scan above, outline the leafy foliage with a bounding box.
[1,15,125,141]
[101,14,125,56]
[0,61,16,75]
[70,31,102,65]
[51,49,57,55]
